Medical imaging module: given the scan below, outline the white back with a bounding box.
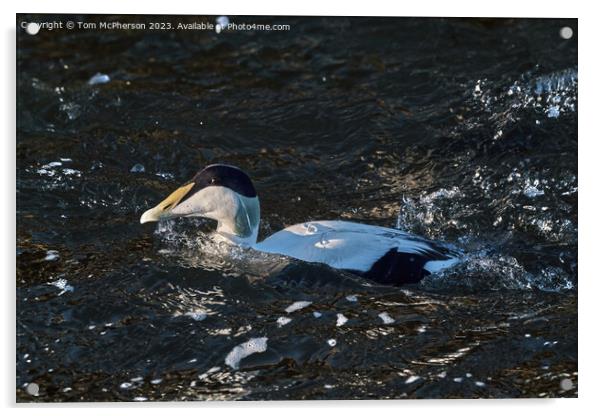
[254,220,447,272]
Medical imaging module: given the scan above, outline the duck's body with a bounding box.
[256,220,457,285]
[141,164,460,286]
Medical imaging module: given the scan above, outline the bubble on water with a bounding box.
[119,382,133,389]
[130,163,145,173]
[453,377,463,383]
[475,381,486,387]
[327,339,337,347]
[313,311,322,318]
[276,317,292,327]
[224,337,268,370]
[150,378,162,384]
[336,313,348,327]
[378,312,395,324]
[88,73,111,85]
[346,294,358,302]
[285,300,312,313]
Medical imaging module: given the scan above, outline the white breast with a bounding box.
[254,220,455,273]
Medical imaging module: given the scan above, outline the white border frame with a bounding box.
[3,1,598,415]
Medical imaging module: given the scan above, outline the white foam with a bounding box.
[198,366,221,381]
[224,337,268,370]
[184,311,207,321]
[336,313,348,327]
[62,168,81,176]
[276,317,292,327]
[88,73,111,85]
[45,250,59,261]
[378,312,395,324]
[285,300,312,313]
[405,375,421,384]
[48,278,74,295]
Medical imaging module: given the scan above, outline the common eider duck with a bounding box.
[140,164,460,285]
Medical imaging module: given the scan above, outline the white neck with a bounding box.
[213,192,260,247]
[214,222,259,247]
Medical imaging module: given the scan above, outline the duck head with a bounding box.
[140,164,260,245]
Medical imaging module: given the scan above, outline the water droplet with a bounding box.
[559,26,573,40]
[26,382,39,396]
[560,378,573,391]
[25,22,40,35]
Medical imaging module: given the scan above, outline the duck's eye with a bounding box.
[210,178,216,184]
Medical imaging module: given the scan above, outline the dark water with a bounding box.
[16,15,577,401]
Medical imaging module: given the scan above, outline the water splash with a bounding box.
[468,67,577,138]
[224,337,268,370]
[421,250,574,292]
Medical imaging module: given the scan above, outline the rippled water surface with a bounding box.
[16,15,577,401]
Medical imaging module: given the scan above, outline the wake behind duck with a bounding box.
[140,164,460,285]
